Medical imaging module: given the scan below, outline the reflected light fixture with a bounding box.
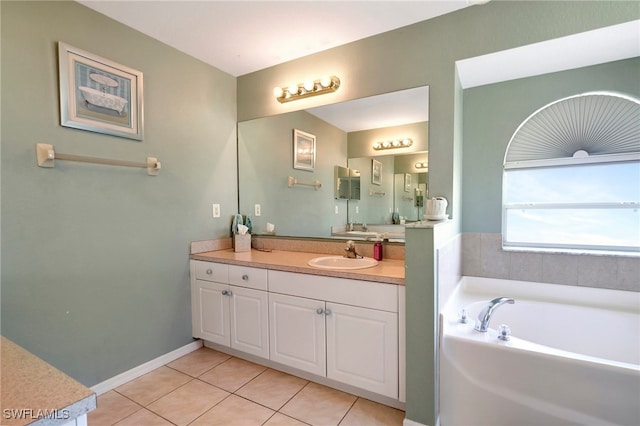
[274,76,340,103]
[372,138,413,150]
[415,162,428,169]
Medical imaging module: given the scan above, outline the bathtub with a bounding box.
[440,277,640,426]
[79,86,128,115]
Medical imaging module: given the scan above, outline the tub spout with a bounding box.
[474,297,515,332]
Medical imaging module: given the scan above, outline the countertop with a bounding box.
[191,249,405,285]
[0,336,96,426]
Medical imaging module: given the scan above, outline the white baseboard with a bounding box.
[90,340,203,395]
[404,418,430,426]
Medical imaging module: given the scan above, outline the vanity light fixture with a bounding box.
[274,75,340,103]
[372,138,413,151]
[415,162,428,169]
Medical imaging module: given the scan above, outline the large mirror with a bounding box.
[238,86,429,239]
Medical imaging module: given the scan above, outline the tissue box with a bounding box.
[234,234,251,253]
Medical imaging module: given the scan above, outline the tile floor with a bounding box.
[88,347,405,426]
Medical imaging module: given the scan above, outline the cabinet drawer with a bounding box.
[268,270,397,312]
[229,265,267,291]
[194,261,229,283]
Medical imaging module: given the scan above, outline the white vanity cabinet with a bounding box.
[190,259,404,402]
[191,261,269,359]
[268,270,399,399]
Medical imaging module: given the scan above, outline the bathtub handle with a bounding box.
[498,324,512,341]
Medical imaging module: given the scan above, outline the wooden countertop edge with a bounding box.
[190,249,405,286]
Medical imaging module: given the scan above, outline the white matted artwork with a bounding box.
[58,42,144,140]
[372,159,382,185]
[293,129,316,171]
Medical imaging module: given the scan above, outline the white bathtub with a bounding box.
[79,86,128,114]
[440,277,640,426]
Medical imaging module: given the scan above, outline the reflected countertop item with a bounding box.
[191,249,405,285]
[0,336,96,426]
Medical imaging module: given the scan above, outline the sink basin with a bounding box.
[307,256,379,270]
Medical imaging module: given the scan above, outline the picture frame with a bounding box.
[293,129,316,171]
[372,159,382,185]
[404,173,412,192]
[58,42,144,140]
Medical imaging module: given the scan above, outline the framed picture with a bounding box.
[293,129,316,171]
[58,42,144,140]
[404,173,412,192]
[372,159,382,185]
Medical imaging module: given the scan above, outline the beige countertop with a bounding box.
[1,336,96,426]
[191,249,405,285]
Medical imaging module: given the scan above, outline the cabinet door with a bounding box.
[229,286,269,359]
[192,280,230,346]
[269,292,326,376]
[326,302,398,398]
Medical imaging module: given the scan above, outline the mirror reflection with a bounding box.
[238,86,429,241]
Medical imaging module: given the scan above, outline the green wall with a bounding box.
[462,58,640,233]
[1,1,237,386]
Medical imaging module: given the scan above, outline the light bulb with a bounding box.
[303,80,315,92]
[373,142,381,150]
[392,140,401,147]
[402,138,412,146]
[320,76,332,88]
[382,141,390,148]
[273,87,284,98]
[287,84,299,96]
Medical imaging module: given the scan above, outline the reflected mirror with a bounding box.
[238,86,429,239]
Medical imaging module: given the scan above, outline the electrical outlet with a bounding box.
[335,205,339,214]
[212,204,220,218]
[255,204,261,216]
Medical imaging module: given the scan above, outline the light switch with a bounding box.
[335,205,339,214]
[212,204,221,218]
[255,204,261,216]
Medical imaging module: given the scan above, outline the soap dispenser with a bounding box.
[373,239,383,261]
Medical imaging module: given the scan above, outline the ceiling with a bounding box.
[78,0,477,77]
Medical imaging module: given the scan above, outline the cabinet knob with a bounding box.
[316,308,324,315]
[222,290,232,296]
[324,308,332,316]
[242,274,249,281]
[206,269,213,275]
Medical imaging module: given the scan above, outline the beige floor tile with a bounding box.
[113,408,174,425]
[190,394,274,426]
[115,366,191,406]
[280,382,357,426]
[87,390,142,426]
[264,412,309,426]
[198,357,267,392]
[147,379,229,426]
[339,398,405,426]
[236,368,308,410]
[167,347,231,377]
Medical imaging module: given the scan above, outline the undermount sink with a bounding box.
[307,256,379,270]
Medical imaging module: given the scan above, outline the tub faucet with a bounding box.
[474,297,515,332]
[344,240,363,259]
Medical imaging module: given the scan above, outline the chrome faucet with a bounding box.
[344,240,363,259]
[474,297,515,332]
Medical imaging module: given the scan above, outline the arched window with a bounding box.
[502,92,640,254]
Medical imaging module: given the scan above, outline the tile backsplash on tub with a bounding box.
[462,233,639,292]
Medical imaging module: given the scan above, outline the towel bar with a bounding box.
[287,176,321,190]
[36,143,160,176]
